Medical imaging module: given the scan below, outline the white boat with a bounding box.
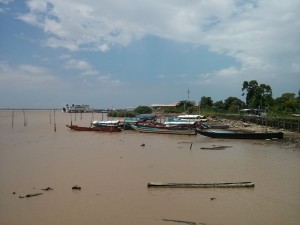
[164,121,197,126]
[92,120,120,127]
[177,114,207,122]
[63,104,93,113]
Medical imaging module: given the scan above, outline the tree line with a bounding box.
[181,80,299,116]
[109,80,300,117]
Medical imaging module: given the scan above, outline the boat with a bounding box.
[92,120,120,127]
[177,114,207,122]
[118,117,139,130]
[131,124,196,135]
[147,181,255,188]
[63,104,93,113]
[196,128,283,139]
[66,124,121,132]
[200,123,230,129]
[136,114,157,122]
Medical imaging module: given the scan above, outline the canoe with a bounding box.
[147,181,255,188]
[196,129,283,139]
[131,125,196,135]
[66,124,121,132]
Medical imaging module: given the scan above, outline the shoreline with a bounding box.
[210,117,300,150]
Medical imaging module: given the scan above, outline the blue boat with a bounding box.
[131,124,196,135]
[196,128,283,139]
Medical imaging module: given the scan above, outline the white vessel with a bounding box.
[63,104,93,113]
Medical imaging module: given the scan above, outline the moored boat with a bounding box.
[92,120,120,127]
[147,181,255,188]
[131,124,196,135]
[66,124,121,132]
[63,104,93,113]
[177,114,207,122]
[196,128,283,139]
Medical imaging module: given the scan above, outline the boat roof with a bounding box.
[178,114,205,119]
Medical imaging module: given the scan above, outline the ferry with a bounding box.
[62,104,93,113]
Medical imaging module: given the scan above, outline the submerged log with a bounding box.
[148,181,255,188]
[162,219,197,225]
[19,193,43,198]
[41,187,53,191]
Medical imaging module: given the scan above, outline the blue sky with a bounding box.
[0,0,299,109]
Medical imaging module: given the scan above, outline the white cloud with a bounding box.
[19,64,48,74]
[0,62,56,87]
[64,58,100,76]
[18,0,300,64]
[12,0,300,102]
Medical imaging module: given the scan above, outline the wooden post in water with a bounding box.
[54,109,56,132]
[11,109,14,128]
[70,112,73,126]
[90,111,94,127]
[23,109,27,126]
[49,110,52,125]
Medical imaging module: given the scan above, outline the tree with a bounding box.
[273,93,300,113]
[242,80,272,109]
[134,106,152,114]
[176,100,196,112]
[224,97,245,113]
[199,96,213,110]
[213,100,225,112]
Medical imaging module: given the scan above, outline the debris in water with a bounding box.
[201,145,232,150]
[72,185,81,190]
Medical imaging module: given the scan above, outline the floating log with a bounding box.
[147,181,255,188]
[72,185,81,190]
[19,193,43,198]
[41,187,53,191]
[162,218,197,225]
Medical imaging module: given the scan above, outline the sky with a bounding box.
[0,0,299,109]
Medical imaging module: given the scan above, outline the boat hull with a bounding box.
[148,181,255,188]
[196,129,283,139]
[66,124,121,132]
[131,125,196,135]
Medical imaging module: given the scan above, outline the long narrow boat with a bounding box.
[131,124,196,135]
[66,124,121,132]
[148,181,255,188]
[196,128,283,139]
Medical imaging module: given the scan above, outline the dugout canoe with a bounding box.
[147,181,255,188]
[196,129,283,139]
[66,124,121,132]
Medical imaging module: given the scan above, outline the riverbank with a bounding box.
[208,117,300,150]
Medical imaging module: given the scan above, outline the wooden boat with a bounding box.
[196,128,283,139]
[200,123,230,129]
[131,124,196,135]
[147,181,255,188]
[66,124,121,132]
[92,120,120,127]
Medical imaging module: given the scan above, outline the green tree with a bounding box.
[177,100,196,112]
[242,80,272,109]
[134,106,152,114]
[273,93,300,113]
[224,97,245,113]
[199,96,213,111]
[213,100,225,112]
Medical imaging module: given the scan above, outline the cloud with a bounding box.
[17,1,300,66]
[0,61,55,86]
[8,0,300,105]
[63,58,97,76]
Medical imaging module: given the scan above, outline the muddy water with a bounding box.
[0,110,299,225]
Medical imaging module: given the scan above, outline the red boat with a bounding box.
[66,124,121,132]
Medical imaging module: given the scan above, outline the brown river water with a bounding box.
[0,110,299,225]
